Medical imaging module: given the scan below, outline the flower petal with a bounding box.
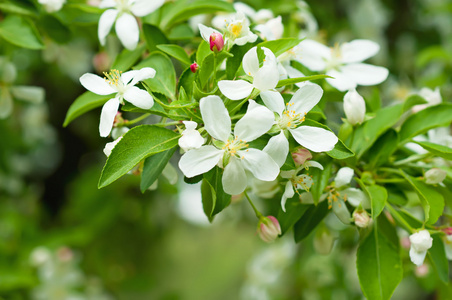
[99,97,120,137]
[121,68,156,86]
[240,149,279,181]
[115,13,139,50]
[281,181,295,212]
[222,156,248,195]
[409,249,427,266]
[123,86,154,109]
[340,39,380,64]
[326,69,357,92]
[305,160,323,170]
[297,39,331,71]
[290,126,338,152]
[131,0,165,17]
[218,80,254,100]
[99,0,115,8]
[290,83,323,115]
[200,95,231,141]
[262,47,277,67]
[260,90,285,116]
[80,73,116,95]
[234,100,274,142]
[98,9,118,46]
[344,89,366,125]
[332,198,351,224]
[253,63,279,91]
[242,47,259,77]
[263,131,289,167]
[335,167,354,188]
[341,187,370,209]
[178,146,224,177]
[198,24,221,43]
[340,63,389,86]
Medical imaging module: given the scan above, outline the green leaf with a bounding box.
[403,94,427,112]
[357,221,402,300]
[99,125,180,188]
[366,129,398,168]
[310,157,332,205]
[428,235,449,283]
[367,185,387,219]
[111,44,146,71]
[142,24,169,52]
[201,166,231,222]
[293,200,329,242]
[157,44,192,66]
[63,91,111,127]
[140,147,177,193]
[277,196,310,235]
[168,23,195,40]
[351,103,404,158]
[0,15,44,49]
[399,104,452,145]
[196,41,211,68]
[39,15,71,44]
[257,38,302,57]
[136,52,177,101]
[160,0,234,30]
[177,67,195,99]
[302,119,354,159]
[414,141,452,160]
[0,1,36,16]
[400,170,444,224]
[276,75,332,88]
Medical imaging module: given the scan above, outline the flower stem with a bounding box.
[393,153,431,166]
[385,203,414,233]
[153,121,181,127]
[212,52,217,88]
[123,113,150,126]
[229,93,252,115]
[244,191,263,219]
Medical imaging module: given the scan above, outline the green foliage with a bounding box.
[293,200,329,242]
[140,147,177,193]
[156,44,192,66]
[63,91,111,127]
[201,167,231,222]
[0,15,44,49]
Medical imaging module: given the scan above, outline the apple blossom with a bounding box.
[210,32,224,52]
[97,0,165,50]
[79,67,156,137]
[257,216,281,243]
[353,209,371,228]
[178,96,279,195]
[218,47,279,100]
[343,89,366,125]
[409,230,433,266]
[178,121,205,152]
[296,39,389,91]
[255,16,284,41]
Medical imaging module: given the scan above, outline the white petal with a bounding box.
[281,181,295,212]
[198,24,221,43]
[340,63,389,86]
[297,39,330,71]
[340,39,380,64]
[332,198,351,224]
[409,249,427,266]
[222,156,248,195]
[305,160,324,170]
[178,146,224,177]
[341,187,369,209]
[260,90,285,116]
[290,126,338,152]
[80,73,116,95]
[99,97,120,137]
[131,0,165,17]
[240,149,279,181]
[179,130,204,152]
[262,47,277,67]
[103,137,122,157]
[99,0,115,9]
[234,100,274,142]
[183,120,197,131]
[284,65,308,88]
[123,86,154,109]
[98,9,118,46]
[200,96,231,141]
[253,63,279,91]
[242,47,259,77]
[218,80,254,100]
[344,89,366,125]
[290,83,323,115]
[326,69,357,92]
[335,167,354,188]
[115,13,139,50]
[121,68,156,86]
[263,131,289,167]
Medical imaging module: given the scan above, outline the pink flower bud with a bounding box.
[209,32,224,52]
[353,209,371,228]
[190,62,199,73]
[292,148,312,166]
[443,227,452,235]
[257,216,281,243]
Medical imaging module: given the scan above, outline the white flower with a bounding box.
[97,0,165,50]
[224,12,258,46]
[178,96,279,195]
[297,39,389,91]
[412,87,442,113]
[178,121,205,152]
[343,89,366,125]
[218,47,279,100]
[104,136,123,156]
[38,0,66,13]
[425,168,447,185]
[104,127,129,156]
[233,3,273,24]
[409,230,433,266]
[79,68,156,137]
[255,16,284,41]
[260,85,338,167]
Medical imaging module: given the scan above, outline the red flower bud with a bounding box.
[190,62,199,73]
[209,32,224,52]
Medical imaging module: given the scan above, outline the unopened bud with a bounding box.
[209,32,224,52]
[257,216,281,243]
[190,62,199,73]
[425,168,446,185]
[443,227,452,236]
[113,112,125,127]
[343,89,365,125]
[353,209,371,228]
[292,148,312,166]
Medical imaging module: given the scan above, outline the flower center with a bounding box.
[326,186,347,209]
[230,23,243,37]
[278,103,306,130]
[103,69,124,92]
[222,136,249,159]
[291,174,313,193]
[115,0,131,12]
[325,43,342,71]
